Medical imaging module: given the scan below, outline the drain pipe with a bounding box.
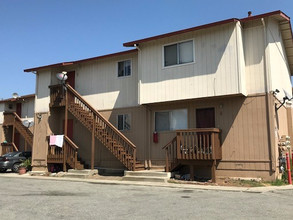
[261,18,276,172]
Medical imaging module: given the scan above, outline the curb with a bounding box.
[1,173,293,193]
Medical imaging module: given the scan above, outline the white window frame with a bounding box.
[117,114,131,131]
[117,59,132,78]
[162,39,195,68]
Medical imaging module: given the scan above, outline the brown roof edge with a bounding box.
[24,49,138,73]
[240,10,290,22]
[0,94,35,104]
[123,10,290,47]
[123,18,238,47]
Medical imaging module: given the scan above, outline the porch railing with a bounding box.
[49,84,66,107]
[47,135,78,169]
[163,128,221,172]
[1,142,18,155]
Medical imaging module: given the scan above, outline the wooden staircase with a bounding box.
[65,84,144,171]
[1,142,18,155]
[3,112,34,147]
[47,135,84,170]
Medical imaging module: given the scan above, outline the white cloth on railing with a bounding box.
[49,135,64,148]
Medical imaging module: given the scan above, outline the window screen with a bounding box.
[118,60,131,77]
[164,40,194,67]
[155,112,170,132]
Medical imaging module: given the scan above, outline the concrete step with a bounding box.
[124,171,171,178]
[63,173,90,179]
[122,175,170,183]
[122,171,171,183]
[67,169,98,175]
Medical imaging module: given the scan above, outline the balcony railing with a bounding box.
[163,128,221,172]
[1,142,18,155]
[49,84,65,107]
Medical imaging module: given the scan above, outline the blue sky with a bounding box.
[0,0,292,99]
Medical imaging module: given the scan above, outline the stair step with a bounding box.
[68,169,98,175]
[122,171,171,183]
[124,171,171,178]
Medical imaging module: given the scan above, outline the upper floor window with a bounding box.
[117,114,131,131]
[164,40,194,67]
[118,60,131,77]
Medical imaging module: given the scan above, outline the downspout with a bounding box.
[135,44,151,168]
[261,18,276,172]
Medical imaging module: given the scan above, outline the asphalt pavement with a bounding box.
[0,175,293,219]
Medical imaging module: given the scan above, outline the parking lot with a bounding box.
[0,176,293,219]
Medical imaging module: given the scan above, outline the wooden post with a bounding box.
[190,165,194,181]
[133,149,136,171]
[75,151,77,169]
[176,132,181,159]
[91,115,95,170]
[12,118,15,148]
[63,88,68,172]
[165,149,169,172]
[211,160,216,183]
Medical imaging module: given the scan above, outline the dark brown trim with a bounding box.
[123,10,290,47]
[123,19,238,47]
[24,49,138,73]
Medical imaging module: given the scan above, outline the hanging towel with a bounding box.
[55,135,64,148]
[49,135,64,148]
[49,135,57,146]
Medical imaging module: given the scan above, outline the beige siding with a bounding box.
[267,18,292,100]
[139,23,243,104]
[74,53,138,110]
[149,95,274,178]
[35,70,51,113]
[243,24,266,94]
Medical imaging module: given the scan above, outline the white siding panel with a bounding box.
[75,53,138,110]
[243,25,265,94]
[139,23,241,104]
[267,18,292,100]
[21,99,35,121]
[0,103,4,124]
[35,71,51,113]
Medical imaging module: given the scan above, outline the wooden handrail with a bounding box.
[64,135,79,150]
[11,142,19,152]
[3,112,33,146]
[47,135,79,169]
[163,137,177,172]
[162,137,177,150]
[1,142,18,155]
[175,128,221,133]
[65,84,136,150]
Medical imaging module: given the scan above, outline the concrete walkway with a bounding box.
[1,172,293,193]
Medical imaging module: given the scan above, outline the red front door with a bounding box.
[63,119,74,140]
[66,71,75,89]
[196,108,215,128]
